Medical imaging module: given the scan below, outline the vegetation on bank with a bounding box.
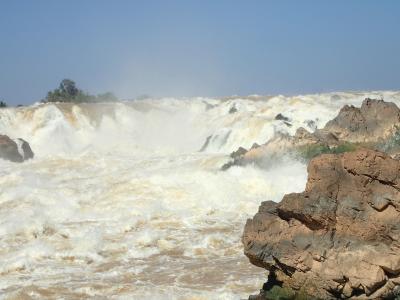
[263,285,316,300]
[42,79,118,103]
[0,100,7,108]
[296,128,400,162]
[297,142,359,161]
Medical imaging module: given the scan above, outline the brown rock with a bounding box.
[323,98,400,143]
[224,99,400,170]
[0,135,34,162]
[293,98,400,147]
[243,149,400,299]
[0,135,23,162]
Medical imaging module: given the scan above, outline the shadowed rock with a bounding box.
[0,135,34,162]
[275,113,290,122]
[229,105,238,114]
[199,135,212,152]
[231,146,248,159]
[243,149,400,299]
[17,138,34,160]
[0,135,23,162]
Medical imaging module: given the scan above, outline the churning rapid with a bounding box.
[1,91,400,299]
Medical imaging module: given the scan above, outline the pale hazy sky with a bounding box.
[1,0,400,105]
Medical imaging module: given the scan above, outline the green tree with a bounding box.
[0,100,7,108]
[59,79,79,97]
[42,79,119,103]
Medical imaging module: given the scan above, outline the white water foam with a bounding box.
[1,90,399,299]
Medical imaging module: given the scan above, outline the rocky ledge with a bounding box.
[224,98,400,169]
[243,149,400,299]
[0,134,34,162]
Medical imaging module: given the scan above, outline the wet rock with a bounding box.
[220,160,235,171]
[234,99,400,168]
[17,138,34,160]
[294,98,400,147]
[251,143,260,150]
[275,113,290,122]
[231,146,248,159]
[305,119,317,131]
[294,127,317,143]
[323,98,400,143]
[0,135,23,162]
[0,135,34,162]
[243,149,400,299]
[229,105,238,114]
[221,147,248,170]
[223,99,400,170]
[199,135,212,152]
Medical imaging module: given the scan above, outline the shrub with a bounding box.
[42,79,118,103]
[331,142,358,154]
[297,144,331,161]
[264,286,313,300]
[297,142,358,161]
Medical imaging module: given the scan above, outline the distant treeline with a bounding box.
[42,79,119,103]
[1,79,119,107]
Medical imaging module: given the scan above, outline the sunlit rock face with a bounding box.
[244,149,400,299]
[323,98,400,143]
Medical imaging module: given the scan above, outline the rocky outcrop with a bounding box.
[17,138,34,160]
[296,98,400,146]
[223,99,400,169]
[275,113,290,122]
[275,113,292,127]
[243,149,400,299]
[323,98,400,143]
[0,135,34,162]
[229,105,238,114]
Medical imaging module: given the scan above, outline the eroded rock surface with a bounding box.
[323,98,400,143]
[243,149,400,299]
[0,135,34,162]
[223,99,400,169]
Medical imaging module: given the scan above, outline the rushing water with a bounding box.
[1,91,400,299]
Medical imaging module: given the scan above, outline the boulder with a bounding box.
[231,146,248,159]
[222,99,400,170]
[275,113,290,122]
[322,98,400,143]
[0,135,34,162]
[243,149,400,299]
[295,98,400,146]
[229,105,238,114]
[17,138,34,160]
[0,135,23,162]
